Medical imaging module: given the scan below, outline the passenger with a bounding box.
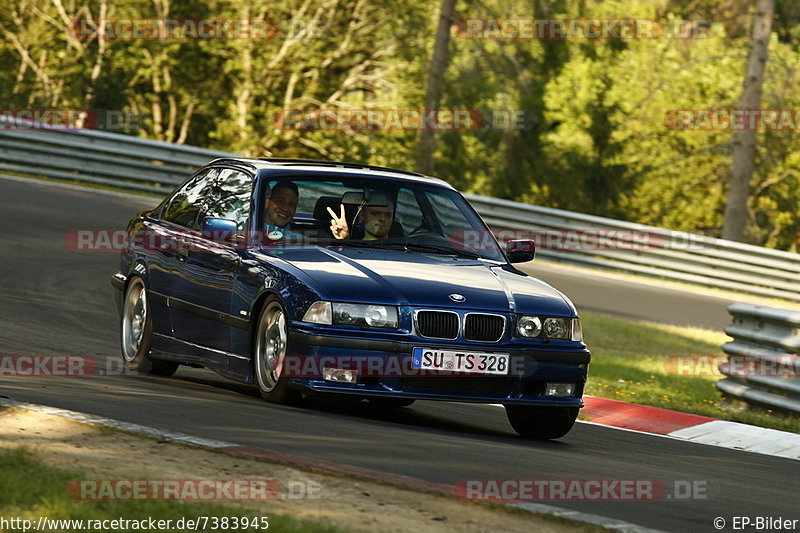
[327,201,395,240]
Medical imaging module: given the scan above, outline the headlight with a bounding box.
[517,315,542,338]
[303,301,399,328]
[334,303,358,325]
[516,315,582,341]
[543,317,568,339]
[364,305,394,328]
[333,302,398,329]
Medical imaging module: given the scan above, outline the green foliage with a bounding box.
[2,0,798,249]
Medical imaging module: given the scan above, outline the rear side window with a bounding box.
[162,168,219,228]
[197,169,253,230]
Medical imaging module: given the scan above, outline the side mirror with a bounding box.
[202,217,239,243]
[507,239,535,263]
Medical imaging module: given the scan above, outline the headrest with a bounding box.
[313,196,343,222]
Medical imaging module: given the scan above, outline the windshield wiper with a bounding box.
[318,239,482,259]
[380,242,482,259]
[318,239,379,248]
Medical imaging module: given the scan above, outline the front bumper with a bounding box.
[287,329,590,407]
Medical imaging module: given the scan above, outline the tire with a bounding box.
[505,405,579,440]
[121,277,178,376]
[368,397,416,408]
[253,296,301,404]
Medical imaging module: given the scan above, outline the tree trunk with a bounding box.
[414,0,456,175]
[722,0,774,241]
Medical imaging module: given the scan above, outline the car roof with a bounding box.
[207,157,454,189]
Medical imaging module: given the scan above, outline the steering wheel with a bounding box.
[407,225,438,238]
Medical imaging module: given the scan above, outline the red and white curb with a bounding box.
[581,396,800,460]
[0,398,664,533]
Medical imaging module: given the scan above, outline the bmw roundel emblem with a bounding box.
[449,293,466,302]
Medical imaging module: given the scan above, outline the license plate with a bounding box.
[411,347,510,375]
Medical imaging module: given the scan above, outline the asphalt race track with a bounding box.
[518,262,739,331]
[0,176,794,532]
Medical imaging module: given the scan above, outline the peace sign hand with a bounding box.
[326,204,349,239]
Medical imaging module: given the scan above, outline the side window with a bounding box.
[162,168,219,228]
[395,188,423,233]
[198,169,253,231]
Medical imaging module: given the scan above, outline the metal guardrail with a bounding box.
[466,195,800,302]
[1,115,799,302]
[718,303,800,414]
[0,114,237,193]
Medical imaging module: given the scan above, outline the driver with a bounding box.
[328,201,395,240]
[263,181,301,241]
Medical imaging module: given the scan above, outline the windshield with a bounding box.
[258,175,504,261]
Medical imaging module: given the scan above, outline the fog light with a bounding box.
[544,382,575,397]
[323,367,357,383]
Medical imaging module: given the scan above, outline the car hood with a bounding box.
[261,246,575,316]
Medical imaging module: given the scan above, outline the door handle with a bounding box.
[176,248,189,261]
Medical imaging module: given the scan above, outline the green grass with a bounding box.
[0,447,343,533]
[581,311,799,433]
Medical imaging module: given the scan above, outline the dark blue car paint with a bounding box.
[113,162,590,406]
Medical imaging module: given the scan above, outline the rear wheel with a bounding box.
[121,277,178,376]
[254,297,301,404]
[505,405,579,440]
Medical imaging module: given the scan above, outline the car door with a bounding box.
[146,167,220,337]
[167,167,254,355]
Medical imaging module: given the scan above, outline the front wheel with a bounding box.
[121,277,178,376]
[505,405,579,440]
[253,297,301,404]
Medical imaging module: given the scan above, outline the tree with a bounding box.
[414,0,456,175]
[722,0,774,241]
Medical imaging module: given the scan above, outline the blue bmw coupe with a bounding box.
[112,158,590,439]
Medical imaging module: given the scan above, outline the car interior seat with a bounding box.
[313,196,361,238]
